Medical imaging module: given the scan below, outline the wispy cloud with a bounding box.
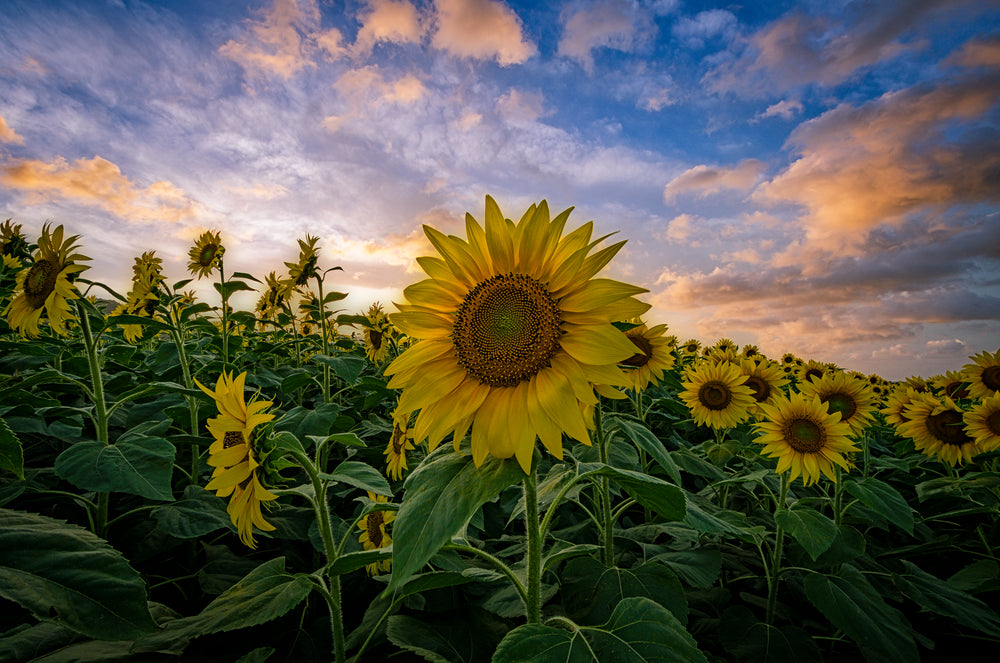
[218,0,324,78]
[671,9,737,49]
[558,0,655,73]
[0,116,24,145]
[663,159,764,202]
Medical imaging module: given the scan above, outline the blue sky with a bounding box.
[1,0,998,380]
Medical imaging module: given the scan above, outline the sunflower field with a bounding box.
[0,200,999,663]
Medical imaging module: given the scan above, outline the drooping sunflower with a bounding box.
[385,196,650,473]
[284,234,320,288]
[358,491,395,575]
[962,350,1000,400]
[738,357,789,418]
[678,360,755,429]
[363,302,394,363]
[4,223,89,338]
[619,320,676,392]
[755,392,858,486]
[964,392,1000,453]
[254,271,292,323]
[195,371,277,548]
[798,370,877,436]
[187,230,225,279]
[384,406,416,481]
[898,393,981,467]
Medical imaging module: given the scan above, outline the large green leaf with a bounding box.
[386,447,524,593]
[650,549,722,589]
[894,560,1000,637]
[719,605,822,663]
[54,437,176,501]
[774,505,838,561]
[152,485,233,538]
[0,416,24,479]
[563,558,687,626]
[387,607,509,663]
[579,463,686,521]
[491,597,707,663]
[0,509,157,640]
[319,460,392,496]
[803,564,918,663]
[610,416,683,486]
[844,477,913,535]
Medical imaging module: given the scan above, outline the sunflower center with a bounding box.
[223,430,246,449]
[785,417,826,453]
[453,273,562,388]
[24,258,60,308]
[367,511,385,548]
[369,329,383,350]
[822,392,857,422]
[926,409,972,446]
[944,381,969,399]
[622,334,653,368]
[744,375,770,403]
[391,423,406,454]
[981,366,1000,392]
[698,381,733,411]
[986,410,1000,436]
[803,368,823,383]
[198,244,219,267]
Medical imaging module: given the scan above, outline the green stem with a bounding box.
[524,465,542,624]
[444,543,528,603]
[218,259,230,367]
[766,473,790,626]
[595,405,614,565]
[169,317,201,485]
[834,466,844,527]
[77,303,110,537]
[316,276,331,402]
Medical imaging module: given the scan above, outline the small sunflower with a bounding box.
[187,230,225,279]
[704,345,740,365]
[284,234,320,288]
[781,352,800,366]
[680,339,702,358]
[255,271,292,322]
[384,406,416,481]
[4,223,89,338]
[112,251,165,343]
[195,371,277,548]
[358,492,395,575]
[961,350,1000,400]
[678,360,755,429]
[796,359,829,385]
[1,219,30,262]
[755,392,858,486]
[898,393,981,467]
[364,302,394,364]
[741,344,762,360]
[2,253,22,271]
[738,358,789,418]
[933,370,970,400]
[905,376,929,393]
[964,392,1000,453]
[798,370,877,436]
[620,320,676,392]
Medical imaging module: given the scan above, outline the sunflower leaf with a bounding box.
[578,462,686,522]
[894,560,1000,637]
[774,505,838,561]
[54,438,176,502]
[0,416,24,480]
[844,477,914,535]
[319,460,392,497]
[230,271,262,283]
[609,416,683,486]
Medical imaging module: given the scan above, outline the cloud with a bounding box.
[353,0,425,57]
[218,0,323,78]
[0,116,24,145]
[1,155,198,223]
[324,65,427,130]
[671,9,737,49]
[431,0,536,66]
[660,213,698,244]
[558,0,655,73]
[663,159,764,202]
[945,35,1000,68]
[756,99,803,121]
[497,88,547,123]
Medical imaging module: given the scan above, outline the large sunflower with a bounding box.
[678,360,755,429]
[620,320,675,392]
[358,492,395,575]
[964,392,1000,453]
[195,371,277,548]
[755,392,858,486]
[933,370,970,400]
[187,230,225,279]
[798,370,877,436]
[898,393,981,467]
[4,223,89,338]
[881,386,917,427]
[962,350,1000,400]
[385,196,649,473]
[384,405,416,481]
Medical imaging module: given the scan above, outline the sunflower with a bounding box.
[680,339,701,358]
[881,386,917,427]
[780,352,800,366]
[798,370,877,436]
[755,392,858,486]
[741,344,762,360]
[738,358,789,418]
[933,370,970,400]
[905,376,929,393]
[385,196,649,473]
[962,350,1000,400]
[704,345,740,365]
[255,271,292,322]
[384,406,416,481]
[112,251,165,343]
[195,371,277,548]
[4,224,89,338]
[187,230,225,279]
[2,253,22,271]
[358,491,395,575]
[620,320,676,392]
[284,234,320,288]
[898,393,981,467]
[1,219,30,262]
[678,360,755,429]
[364,302,394,364]
[964,392,1000,453]
[796,359,829,385]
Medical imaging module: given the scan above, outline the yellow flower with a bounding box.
[964,392,1000,453]
[678,360,755,429]
[385,196,649,473]
[780,352,800,366]
[738,358,789,418]
[796,359,830,385]
[284,234,320,288]
[358,492,395,575]
[4,224,89,338]
[364,302,393,363]
[932,370,970,400]
[619,320,676,392]
[2,253,22,270]
[255,271,292,321]
[740,344,763,360]
[798,370,877,436]
[898,393,981,467]
[0,219,29,261]
[187,230,225,279]
[112,251,165,343]
[679,339,701,357]
[195,371,277,548]
[385,407,416,481]
[961,350,1000,400]
[881,386,917,427]
[755,391,858,486]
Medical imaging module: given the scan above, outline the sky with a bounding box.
[1,0,999,381]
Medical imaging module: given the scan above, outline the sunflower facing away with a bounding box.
[1,219,30,262]
[798,370,877,436]
[964,392,1000,453]
[898,393,981,467]
[962,350,1000,400]
[620,320,676,392]
[4,223,90,338]
[196,371,277,548]
[284,234,320,288]
[384,405,416,481]
[385,195,650,473]
[755,392,857,485]
[187,230,225,279]
[358,492,395,575]
[255,271,292,322]
[678,360,755,429]
[113,251,166,343]
[364,302,394,364]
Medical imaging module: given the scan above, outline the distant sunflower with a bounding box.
[898,393,981,467]
[704,345,740,365]
[678,360,755,429]
[799,370,877,436]
[781,352,800,366]
[1,219,30,262]
[796,360,829,385]
[195,371,277,548]
[962,350,1000,400]
[386,196,649,473]
[284,234,320,288]
[755,392,858,486]
[384,406,416,481]
[741,344,762,360]
[964,392,1000,453]
[738,358,788,418]
[187,230,224,279]
[358,491,395,575]
[364,302,394,364]
[255,271,292,322]
[4,223,89,338]
[881,386,917,427]
[905,376,929,393]
[620,320,676,392]
[2,253,22,271]
[933,370,970,400]
[113,251,165,343]
[680,339,702,358]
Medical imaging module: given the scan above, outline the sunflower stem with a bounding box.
[217,258,230,367]
[595,404,615,565]
[316,275,331,402]
[77,301,111,537]
[523,464,542,625]
[834,465,844,527]
[766,472,790,626]
[168,311,201,485]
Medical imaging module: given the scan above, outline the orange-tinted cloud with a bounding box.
[945,35,1000,68]
[0,116,24,145]
[558,0,651,73]
[663,159,763,202]
[431,0,536,66]
[323,66,427,131]
[1,156,197,223]
[219,0,323,78]
[354,0,425,57]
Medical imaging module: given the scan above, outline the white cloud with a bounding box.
[431,0,536,66]
[558,0,655,73]
[671,9,737,49]
[756,99,803,120]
